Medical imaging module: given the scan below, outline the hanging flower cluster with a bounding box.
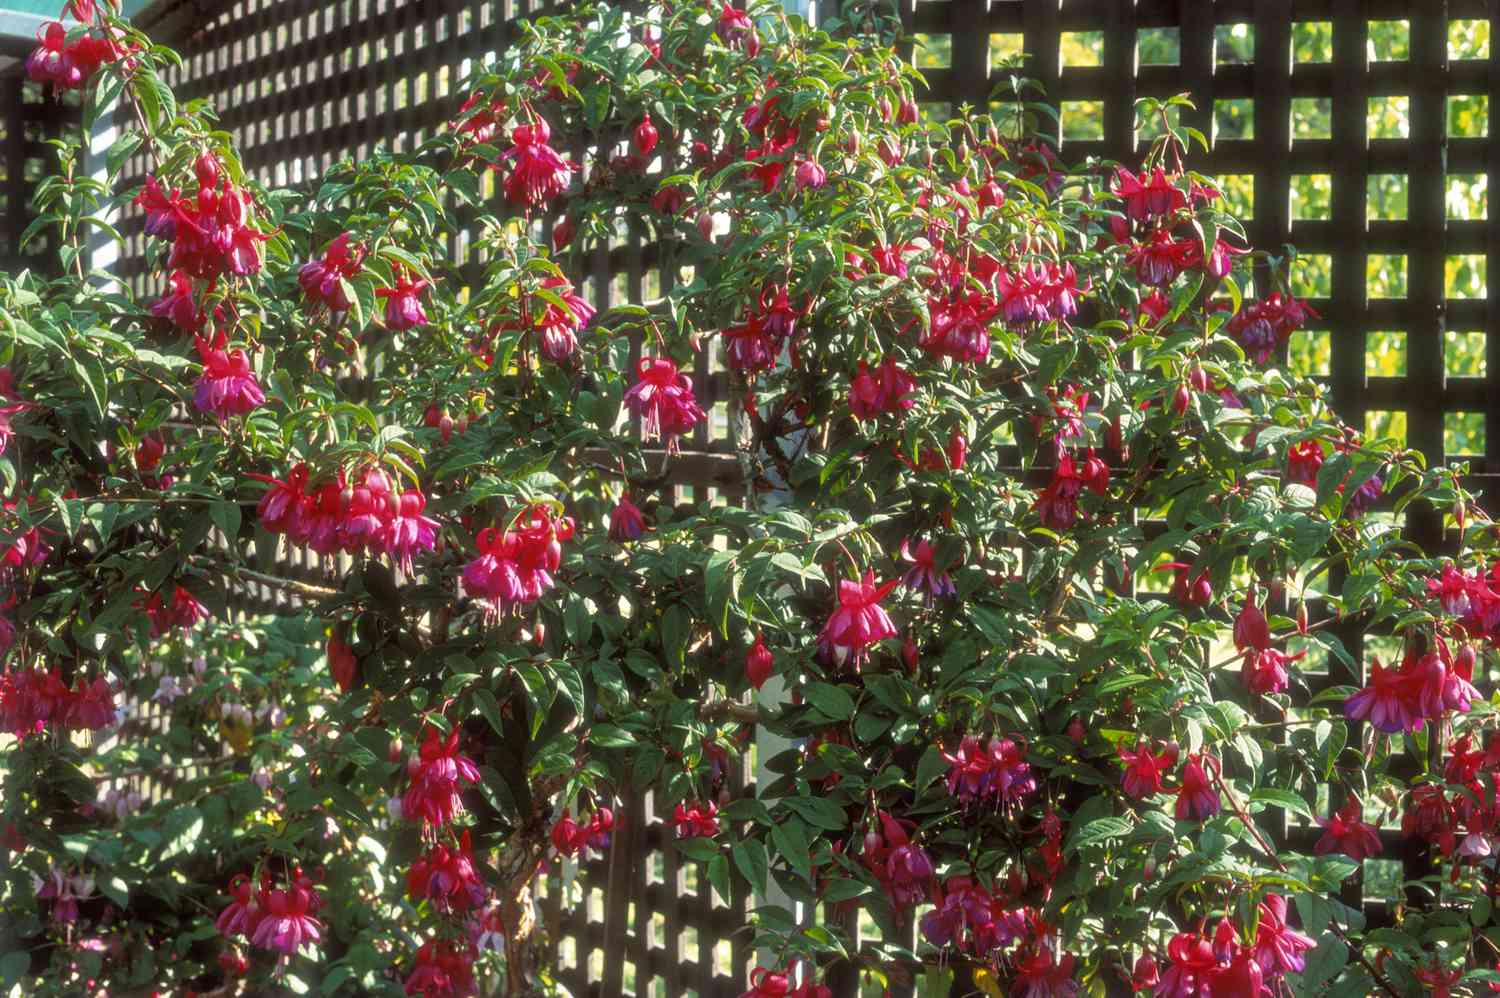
[253,464,438,570]
[461,506,573,614]
[858,810,934,911]
[214,869,325,960]
[26,16,128,91]
[0,668,115,738]
[1344,638,1479,734]
[1152,896,1314,996]
[400,726,481,829]
[942,735,1036,807]
[298,232,364,314]
[623,357,707,453]
[138,584,210,638]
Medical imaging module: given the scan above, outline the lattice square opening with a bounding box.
[1136,105,1180,144]
[1214,99,1253,142]
[1369,174,1408,221]
[1289,330,1329,376]
[1450,19,1490,60]
[1061,101,1104,141]
[1365,410,1408,446]
[1295,254,1333,298]
[1216,23,1253,65]
[1293,21,1333,63]
[912,33,951,69]
[1446,255,1487,299]
[1060,31,1103,68]
[1368,96,1410,139]
[1446,174,1487,219]
[1367,20,1410,61]
[1366,332,1407,377]
[1291,175,1331,220]
[1366,255,1408,298]
[1448,94,1489,139]
[1446,331,1486,377]
[1138,27,1179,65]
[1216,175,1254,219]
[990,33,1023,68]
[1291,98,1332,140]
[1446,412,1486,458]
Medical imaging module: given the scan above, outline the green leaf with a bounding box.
[1249,787,1314,822]
[590,723,635,749]
[732,839,769,897]
[210,500,242,541]
[781,795,847,831]
[473,688,505,734]
[706,853,730,901]
[771,818,813,884]
[705,549,738,638]
[803,681,855,720]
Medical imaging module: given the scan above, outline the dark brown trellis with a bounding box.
[7,0,1500,993]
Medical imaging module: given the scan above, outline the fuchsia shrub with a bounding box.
[3,0,1500,996]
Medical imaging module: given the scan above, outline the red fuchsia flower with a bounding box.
[1128,229,1198,286]
[650,184,689,217]
[0,399,28,459]
[923,289,999,362]
[1113,166,1186,223]
[193,332,265,419]
[1344,655,1427,734]
[1174,753,1221,821]
[408,830,486,913]
[251,463,309,534]
[608,495,646,542]
[861,810,934,910]
[551,808,616,858]
[794,157,827,191]
[746,634,774,690]
[623,357,707,453]
[1035,453,1105,530]
[166,171,271,279]
[1414,960,1463,998]
[402,726,481,829]
[1315,796,1383,861]
[326,626,358,692]
[66,675,116,731]
[216,874,260,939]
[386,488,440,574]
[717,2,759,54]
[461,506,571,614]
[1227,293,1319,366]
[377,272,430,331]
[919,878,1030,954]
[1241,646,1305,695]
[1131,953,1160,992]
[1285,439,1324,487]
[404,939,477,998]
[848,357,916,420]
[943,735,1036,806]
[533,276,595,363]
[1155,562,1212,608]
[1154,931,1218,997]
[134,175,188,240]
[150,270,204,332]
[1250,893,1314,977]
[1202,236,1250,280]
[818,571,899,668]
[633,113,659,157]
[900,538,956,600]
[142,584,210,638]
[870,242,911,278]
[552,215,576,251]
[251,883,322,956]
[26,21,126,90]
[1117,741,1179,799]
[723,318,780,375]
[298,231,362,312]
[499,118,574,207]
[671,800,719,839]
[1010,945,1079,998]
[1233,590,1271,651]
[340,466,394,553]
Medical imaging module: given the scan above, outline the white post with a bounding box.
[85,91,121,291]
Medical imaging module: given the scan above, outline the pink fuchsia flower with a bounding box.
[943,735,1036,806]
[216,875,260,938]
[1233,590,1270,651]
[1010,945,1079,998]
[848,357,916,420]
[623,357,707,453]
[402,726,481,829]
[633,113,659,157]
[1174,753,1221,821]
[1251,894,1315,977]
[250,884,322,956]
[150,270,204,332]
[818,570,899,668]
[745,634,773,691]
[717,2,759,54]
[1343,656,1425,734]
[385,489,440,573]
[922,289,998,362]
[35,866,94,925]
[900,538,956,600]
[298,231,362,312]
[1154,930,1217,997]
[671,800,719,839]
[404,939,478,998]
[1117,741,1178,799]
[251,463,310,534]
[500,119,574,207]
[193,332,265,419]
[1241,646,1305,695]
[377,273,430,331]
[407,830,486,914]
[461,506,571,614]
[608,495,646,542]
[794,157,827,191]
[66,675,116,731]
[533,276,595,363]
[1113,166,1186,223]
[723,319,780,375]
[860,810,933,911]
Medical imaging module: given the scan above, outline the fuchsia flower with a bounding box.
[402,726,481,829]
[250,884,322,956]
[461,506,571,613]
[386,489,440,573]
[34,865,94,925]
[623,357,707,453]
[900,538,956,600]
[27,20,126,91]
[1011,946,1080,998]
[500,119,574,207]
[150,270,204,332]
[142,584,211,638]
[215,874,260,938]
[608,495,646,542]
[848,357,916,420]
[298,231,362,312]
[407,830,485,913]
[1228,293,1319,366]
[1250,894,1314,976]
[377,273,430,331]
[551,807,615,857]
[1127,229,1197,286]
[922,290,998,362]
[633,113,659,156]
[1233,591,1270,651]
[745,634,773,690]
[404,939,477,998]
[861,810,934,910]
[717,2,760,55]
[818,570,899,667]
[794,157,827,191]
[1315,796,1383,861]
[1173,754,1221,821]
[671,800,720,839]
[1344,654,1429,734]
[1113,166,1186,223]
[1117,741,1178,799]
[1241,646,1305,695]
[533,276,595,363]
[193,332,265,419]
[723,319,780,374]
[943,735,1036,806]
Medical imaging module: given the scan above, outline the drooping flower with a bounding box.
[215,874,260,939]
[1250,894,1314,977]
[250,884,322,956]
[326,626,359,692]
[407,830,486,913]
[1113,167,1186,223]
[1241,646,1305,695]
[794,157,827,191]
[1011,945,1080,998]
[461,507,571,614]
[900,538,956,600]
[1174,753,1221,821]
[1233,590,1270,651]
[377,273,430,331]
[404,939,477,998]
[385,489,440,573]
[848,357,916,420]
[298,231,362,312]
[671,800,720,839]
[193,332,265,419]
[746,634,773,690]
[402,726,481,829]
[1343,656,1424,734]
[1117,741,1178,799]
[150,270,204,332]
[818,571,899,667]
[717,2,760,55]
[533,276,595,363]
[633,113,659,156]
[500,119,574,207]
[922,290,998,362]
[723,319,780,375]
[623,357,707,453]
[608,495,646,542]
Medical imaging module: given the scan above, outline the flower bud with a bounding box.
[194,151,221,190]
[746,634,773,690]
[633,114,659,157]
[552,215,575,252]
[902,633,918,673]
[1172,383,1191,417]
